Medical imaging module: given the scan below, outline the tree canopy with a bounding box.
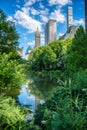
[67,26,87,72]
[0,9,19,54]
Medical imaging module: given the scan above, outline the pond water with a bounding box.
[18,85,44,111]
[17,75,58,111]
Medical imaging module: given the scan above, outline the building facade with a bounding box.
[35,27,40,48]
[67,6,73,30]
[85,0,87,32]
[59,6,78,40]
[45,19,56,45]
[59,25,78,40]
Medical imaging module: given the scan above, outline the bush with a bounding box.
[0,96,41,130]
[35,71,87,130]
[0,53,26,92]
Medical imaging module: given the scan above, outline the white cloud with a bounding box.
[31,8,39,15]
[48,0,72,6]
[50,9,66,23]
[40,9,49,15]
[39,3,45,9]
[28,40,35,47]
[74,19,84,26]
[39,8,49,22]
[14,10,42,33]
[24,0,36,6]
[7,16,17,23]
[21,7,30,15]
[40,15,48,22]
[58,33,64,38]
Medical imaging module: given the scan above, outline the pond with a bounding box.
[17,75,58,111]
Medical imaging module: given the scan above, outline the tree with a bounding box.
[67,26,87,72]
[42,46,56,70]
[49,39,72,70]
[28,46,56,71]
[0,9,19,54]
[0,53,26,92]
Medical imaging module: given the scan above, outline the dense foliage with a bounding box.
[28,46,56,70]
[1,9,87,130]
[0,53,25,92]
[0,10,40,130]
[0,9,19,53]
[27,39,72,71]
[0,96,40,130]
[27,26,87,130]
[0,9,26,92]
[67,26,87,72]
[35,71,87,130]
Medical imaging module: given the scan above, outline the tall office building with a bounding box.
[85,0,87,32]
[45,19,56,45]
[67,6,73,30]
[35,27,40,48]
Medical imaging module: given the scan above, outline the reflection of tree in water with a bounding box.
[28,75,58,101]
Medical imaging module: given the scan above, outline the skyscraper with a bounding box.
[45,19,56,45]
[35,27,40,48]
[85,0,87,32]
[67,6,73,30]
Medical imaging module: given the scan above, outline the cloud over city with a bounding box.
[14,10,42,33]
[74,18,84,26]
[48,0,72,6]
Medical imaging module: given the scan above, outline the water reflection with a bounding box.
[28,75,57,100]
[18,85,36,111]
[17,75,58,111]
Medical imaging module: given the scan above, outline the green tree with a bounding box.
[28,46,56,71]
[0,53,26,92]
[0,10,26,92]
[67,26,87,72]
[49,39,72,70]
[0,9,19,54]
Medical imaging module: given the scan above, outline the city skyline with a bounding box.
[0,0,85,56]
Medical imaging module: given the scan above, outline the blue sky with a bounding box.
[0,0,85,56]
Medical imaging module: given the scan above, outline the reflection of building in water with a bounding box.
[35,97,40,109]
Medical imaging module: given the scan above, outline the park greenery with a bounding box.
[27,38,72,71]
[0,9,87,130]
[0,9,40,129]
[27,24,87,129]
